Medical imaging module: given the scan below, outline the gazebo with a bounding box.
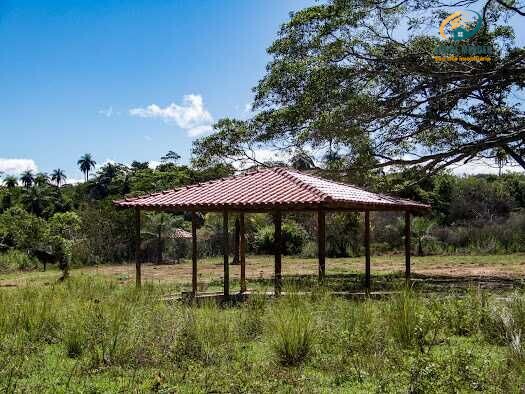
[114,167,430,297]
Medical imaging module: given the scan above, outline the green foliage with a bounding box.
[49,211,81,240]
[253,221,307,255]
[193,1,525,176]
[0,207,49,250]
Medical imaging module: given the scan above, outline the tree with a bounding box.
[34,172,50,187]
[21,186,51,217]
[77,153,96,182]
[3,176,17,189]
[161,150,181,163]
[194,0,525,177]
[0,207,49,251]
[131,161,150,171]
[20,170,35,188]
[49,211,82,240]
[51,169,67,187]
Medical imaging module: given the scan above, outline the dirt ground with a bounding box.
[1,254,524,290]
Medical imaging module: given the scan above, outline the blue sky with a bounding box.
[0,0,313,181]
[0,1,523,181]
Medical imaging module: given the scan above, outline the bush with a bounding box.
[300,240,317,258]
[0,250,38,272]
[254,221,307,255]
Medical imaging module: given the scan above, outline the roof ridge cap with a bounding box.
[289,169,430,206]
[276,167,333,201]
[288,168,369,191]
[115,167,272,204]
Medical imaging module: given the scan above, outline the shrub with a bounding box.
[254,221,307,255]
[0,250,38,272]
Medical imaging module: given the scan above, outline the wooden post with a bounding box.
[240,213,246,293]
[273,211,282,296]
[223,211,229,298]
[364,211,371,291]
[191,212,198,296]
[135,208,141,288]
[317,209,326,282]
[405,211,411,281]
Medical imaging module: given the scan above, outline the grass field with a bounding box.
[2,253,525,291]
[1,254,525,392]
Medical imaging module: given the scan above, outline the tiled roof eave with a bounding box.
[114,200,430,213]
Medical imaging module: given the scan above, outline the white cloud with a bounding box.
[64,177,85,185]
[98,106,113,117]
[129,94,213,137]
[452,160,524,175]
[148,161,162,169]
[0,158,38,176]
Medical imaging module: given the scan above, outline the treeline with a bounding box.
[0,154,524,272]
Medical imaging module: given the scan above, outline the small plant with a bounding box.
[64,327,85,358]
[270,305,313,366]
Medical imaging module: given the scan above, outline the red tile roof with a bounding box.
[113,167,430,212]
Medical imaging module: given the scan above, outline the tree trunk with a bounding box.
[501,144,525,171]
[417,238,423,256]
[232,217,240,265]
[157,227,162,264]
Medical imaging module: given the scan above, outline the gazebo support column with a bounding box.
[405,211,411,281]
[135,208,141,288]
[364,211,371,291]
[273,211,282,296]
[240,213,246,293]
[317,209,326,282]
[191,212,198,296]
[223,211,230,299]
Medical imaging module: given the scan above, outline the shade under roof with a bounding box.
[113,167,430,212]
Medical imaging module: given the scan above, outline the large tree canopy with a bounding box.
[193,0,525,175]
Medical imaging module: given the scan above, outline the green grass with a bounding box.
[0,275,525,393]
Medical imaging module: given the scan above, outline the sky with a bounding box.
[0,0,522,182]
[0,0,314,182]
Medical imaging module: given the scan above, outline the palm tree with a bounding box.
[77,153,96,182]
[410,217,436,256]
[51,169,67,187]
[3,176,17,188]
[34,172,50,187]
[20,170,34,188]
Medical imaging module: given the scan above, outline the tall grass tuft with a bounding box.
[387,287,428,350]
[269,301,313,366]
